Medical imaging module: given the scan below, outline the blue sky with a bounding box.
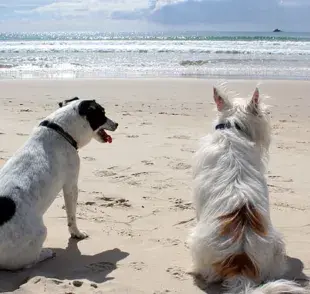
[0,0,309,32]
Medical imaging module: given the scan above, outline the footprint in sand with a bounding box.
[109,165,129,171]
[85,261,116,272]
[167,135,191,140]
[268,175,281,179]
[139,122,152,126]
[267,184,294,194]
[114,175,140,186]
[273,124,284,130]
[181,147,195,154]
[131,172,151,177]
[168,161,191,170]
[276,144,295,150]
[169,198,193,210]
[150,238,181,247]
[151,179,174,191]
[82,156,96,161]
[96,196,132,208]
[166,266,188,280]
[94,169,117,177]
[141,160,154,166]
[268,175,293,183]
[73,261,116,276]
[272,202,306,212]
[104,227,134,238]
[129,261,146,271]
[94,167,152,187]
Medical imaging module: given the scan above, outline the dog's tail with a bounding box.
[212,204,266,283]
[217,202,267,243]
[213,204,307,293]
[223,277,307,294]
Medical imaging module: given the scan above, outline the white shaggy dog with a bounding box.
[189,87,307,293]
[0,97,118,270]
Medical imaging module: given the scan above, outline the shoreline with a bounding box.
[0,76,310,82]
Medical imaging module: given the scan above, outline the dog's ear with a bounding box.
[247,88,260,114]
[78,100,97,116]
[58,97,79,108]
[251,88,259,105]
[213,87,231,112]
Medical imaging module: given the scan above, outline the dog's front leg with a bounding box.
[63,184,88,239]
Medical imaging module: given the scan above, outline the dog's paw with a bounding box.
[70,231,89,240]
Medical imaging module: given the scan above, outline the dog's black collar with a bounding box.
[215,121,242,131]
[39,120,78,150]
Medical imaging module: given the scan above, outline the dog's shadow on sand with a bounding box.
[0,238,129,293]
[193,256,309,294]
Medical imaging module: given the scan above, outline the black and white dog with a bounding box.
[0,98,118,270]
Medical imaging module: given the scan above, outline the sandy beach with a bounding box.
[0,79,309,294]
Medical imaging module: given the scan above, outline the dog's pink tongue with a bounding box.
[106,135,112,143]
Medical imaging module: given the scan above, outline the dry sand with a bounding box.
[0,79,309,293]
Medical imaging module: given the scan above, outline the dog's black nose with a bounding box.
[115,123,119,129]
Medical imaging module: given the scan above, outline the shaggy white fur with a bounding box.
[189,86,307,293]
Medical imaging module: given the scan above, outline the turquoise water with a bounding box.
[0,31,309,79]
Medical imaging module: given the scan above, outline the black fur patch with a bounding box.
[58,97,79,108]
[0,197,16,226]
[78,100,108,131]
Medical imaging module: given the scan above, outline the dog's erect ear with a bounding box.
[247,88,260,114]
[213,87,231,112]
[78,100,97,116]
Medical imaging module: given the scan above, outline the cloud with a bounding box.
[1,0,310,31]
[15,0,149,17]
[279,0,310,6]
[148,0,277,24]
[0,0,53,10]
[153,0,188,10]
[145,0,310,30]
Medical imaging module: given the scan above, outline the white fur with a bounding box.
[189,86,307,293]
[0,99,117,270]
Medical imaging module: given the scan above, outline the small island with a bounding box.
[273,29,282,32]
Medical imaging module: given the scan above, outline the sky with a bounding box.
[0,0,309,32]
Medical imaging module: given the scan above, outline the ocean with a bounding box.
[0,31,310,80]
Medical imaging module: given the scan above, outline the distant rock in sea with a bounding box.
[273,29,282,32]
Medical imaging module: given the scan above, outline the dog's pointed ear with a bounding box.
[247,88,260,114]
[251,88,259,105]
[213,87,230,112]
